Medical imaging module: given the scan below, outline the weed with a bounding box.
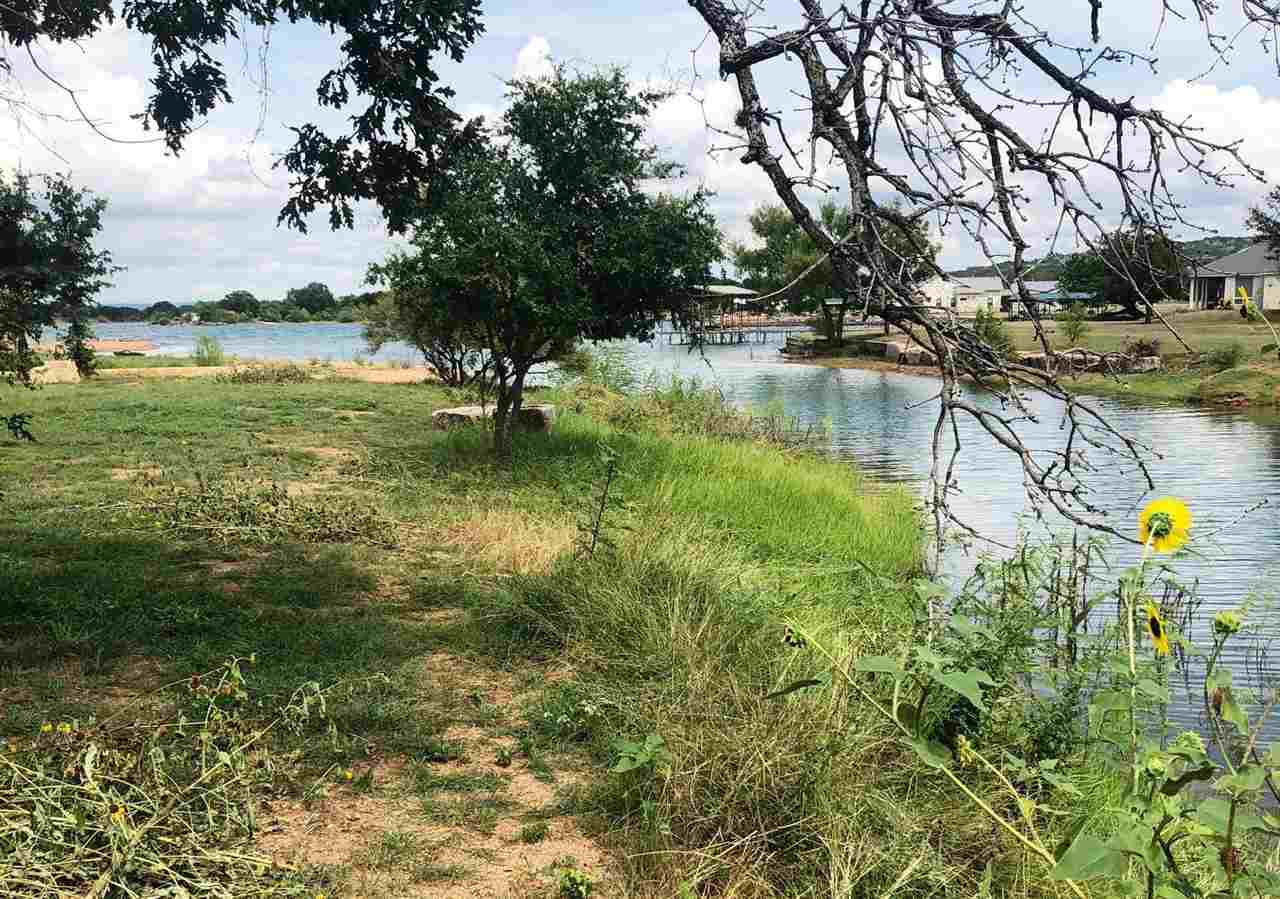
[1121,335,1161,357]
[126,472,396,547]
[0,657,371,897]
[556,864,595,899]
[193,334,225,366]
[414,768,505,794]
[357,830,421,870]
[418,737,466,764]
[421,795,517,833]
[1206,339,1246,370]
[520,821,551,844]
[411,861,472,883]
[495,745,514,767]
[214,362,315,384]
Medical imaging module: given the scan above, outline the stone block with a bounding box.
[31,360,81,385]
[431,403,556,432]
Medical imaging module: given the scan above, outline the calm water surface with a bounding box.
[93,322,1280,730]
[616,338,1280,734]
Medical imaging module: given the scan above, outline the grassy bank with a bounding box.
[1,374,932,897]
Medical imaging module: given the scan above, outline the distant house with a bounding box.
[696,283,761,310]
[1189,242,1280,309]
[918,275,1063,317]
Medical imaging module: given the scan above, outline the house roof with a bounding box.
[952,277,1058,295]
[698,284,759,298]
[1194,242,1280,277]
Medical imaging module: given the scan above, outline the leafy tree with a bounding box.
[282,305,311,323]
[1,171,116,394]
[1246,187,1280,266]
[144,301,180,320]
[3,0,484,234]
[732,201,937,316]
[370,67,722,456]
[363,291,490,388]
[1057,232,1185,322]
[285,282,335,316]
[219,290,260,317]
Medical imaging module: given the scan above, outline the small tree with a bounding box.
[0,171,116,390]
[371,67,722,456]
[362,291,490,389]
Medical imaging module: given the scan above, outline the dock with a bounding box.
[660,326,814,346]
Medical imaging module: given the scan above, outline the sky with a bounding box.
[5,1,1280,305]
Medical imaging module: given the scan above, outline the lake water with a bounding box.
[91,321,1280,733]
[614,338,1280,737]
[92,320,424,365]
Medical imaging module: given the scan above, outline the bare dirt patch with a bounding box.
[257,648,611,898]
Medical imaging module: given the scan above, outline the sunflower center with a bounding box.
[1147,511,1174,540]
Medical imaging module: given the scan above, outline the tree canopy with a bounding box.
[1,171,116,385]
[731,200,937,315]
[1247,187,1280,265]
[219,290,260,317]
[369,67,722,456]
[285,282,336,316]
[2,0,484,233]
[1057,232,1185,322]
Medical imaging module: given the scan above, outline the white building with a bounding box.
[918,275,1059,317]
[1188,243,1280,310]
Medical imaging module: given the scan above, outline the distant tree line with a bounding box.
[94,285,384,324]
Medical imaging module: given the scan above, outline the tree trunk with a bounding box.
[491,368,528,461]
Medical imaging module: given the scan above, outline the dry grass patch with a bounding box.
[442,508,575,576]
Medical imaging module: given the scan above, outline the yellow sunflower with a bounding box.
[1137,498,1190,553]
[1145,601,1170,656]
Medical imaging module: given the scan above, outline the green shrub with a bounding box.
[192,334,225,366]
[1055,303,1092,346]
[1206,340,1246,371]
[972,307,1014,359]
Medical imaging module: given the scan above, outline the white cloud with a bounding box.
[514,36,554,81]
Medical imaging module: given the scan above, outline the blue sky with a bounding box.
[4,1,1280,305]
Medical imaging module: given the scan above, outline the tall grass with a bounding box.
[193,334,225,366]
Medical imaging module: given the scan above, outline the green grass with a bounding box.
[0,373,946,898]
[95,353,202,368]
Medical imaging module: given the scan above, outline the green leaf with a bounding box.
[910,738,953,769]
[1195,798,1269,835]
[1089,689,1132,714]
[1216,765,1267,796]
[914,645,948,671]
[1219,689,1250,735]
[854,656,902,675]
[1136,678,1169,703]
[947,615,994,642]
[1159,763,1216,797]
[612,756,642,774]
[929,668,995,711]
[1049,830,1126,880]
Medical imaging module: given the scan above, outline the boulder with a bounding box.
[1130,355,1163,373]
[31,360,81,385]
[431,403,556,432]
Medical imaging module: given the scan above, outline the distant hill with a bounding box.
[948,236,1257,279]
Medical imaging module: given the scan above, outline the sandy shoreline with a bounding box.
[97,361,438,384]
